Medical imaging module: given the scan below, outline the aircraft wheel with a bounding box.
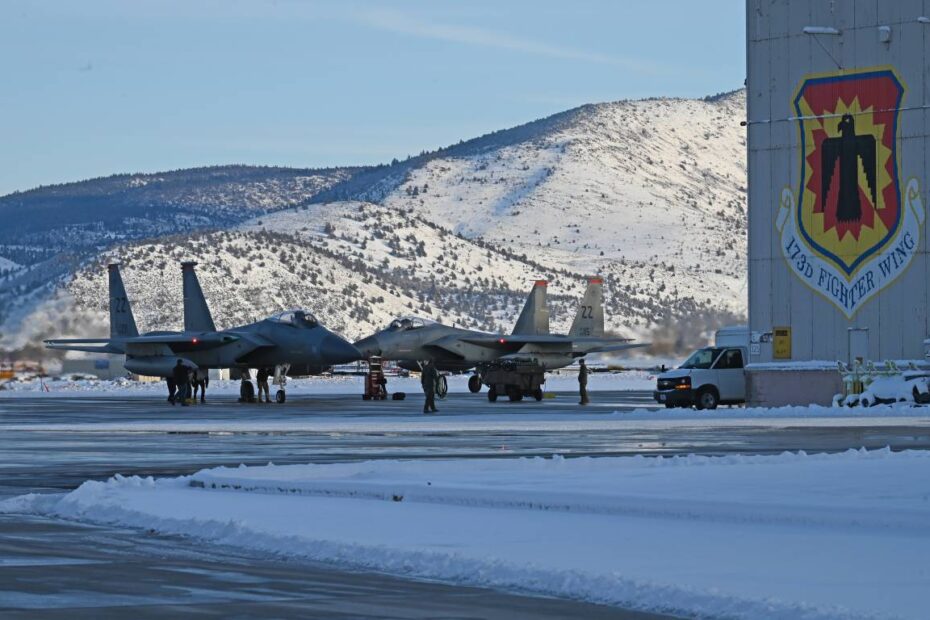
[239,381,255,403]
[533,388,543,401]
[468,375,482,393]
[436,375,448,400]
[276,390,286,404]
[487,386,498,402]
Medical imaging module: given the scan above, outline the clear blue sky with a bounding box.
[0,0,745,196]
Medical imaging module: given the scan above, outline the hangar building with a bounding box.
[746,0,930,405]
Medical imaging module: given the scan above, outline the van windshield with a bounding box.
[680,347,723,369]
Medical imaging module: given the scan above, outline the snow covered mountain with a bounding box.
[1,90,746,354]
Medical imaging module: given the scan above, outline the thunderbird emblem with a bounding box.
[776,66,923,318]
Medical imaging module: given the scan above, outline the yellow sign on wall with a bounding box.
[773,327,791,359]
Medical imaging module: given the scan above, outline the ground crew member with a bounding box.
[201,372,209,402]
[191,369,208,403]
[166,376,177,404]
[257,367,271,403]
[578,359,590,405]
[421,361,439,414]
[172,360,189,407]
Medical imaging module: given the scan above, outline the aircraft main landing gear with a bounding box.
[436,374,448,400]
[239,369,256,403]
[239,381,255,402]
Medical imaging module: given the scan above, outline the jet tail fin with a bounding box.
[182,262,216,332]
[108,263,139,339]
[569,277,605,338]
[512,280,549,335]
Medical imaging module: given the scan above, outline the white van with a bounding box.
[653,325,749,409]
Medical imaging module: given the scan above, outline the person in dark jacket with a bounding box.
[191,369,208,403]
[172,360,190,407]
[421,361,439,414]
[256,367,271,403]
[578,359,590,405]
[166,376,177,404]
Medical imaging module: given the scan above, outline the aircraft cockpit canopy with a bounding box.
[387,316,433,331]
[270,309,319,329]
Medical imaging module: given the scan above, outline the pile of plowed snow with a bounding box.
[5,449,929,619]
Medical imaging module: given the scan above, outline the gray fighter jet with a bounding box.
[46,262,360,402]
[354,278,644,402]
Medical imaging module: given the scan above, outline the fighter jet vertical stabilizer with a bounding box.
[568,277,605,338]
[181,261,217,332]
[109,263,139,339]
[512,280,549,336]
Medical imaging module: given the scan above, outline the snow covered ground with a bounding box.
[5,449,928,619]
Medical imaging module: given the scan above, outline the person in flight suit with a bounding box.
[421,361,439,414]
[578,359,590,405]
[172,360,190,407]
[256,367,271,403]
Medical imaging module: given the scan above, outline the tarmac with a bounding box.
[2,389,930,617]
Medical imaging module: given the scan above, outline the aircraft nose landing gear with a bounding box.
[436,374,448,400]
[273,364,290,404]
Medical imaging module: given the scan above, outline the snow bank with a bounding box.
[5,449,930,619]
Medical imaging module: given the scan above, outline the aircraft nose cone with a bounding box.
[321,334,361,364]
[353,335,381,358]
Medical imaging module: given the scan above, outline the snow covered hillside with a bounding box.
[382,91,747,310]
[1,91,746,351]
[0,165,358,338]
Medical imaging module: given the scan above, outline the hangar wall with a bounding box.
[746,0,930,404]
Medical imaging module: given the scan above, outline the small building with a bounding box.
[60,356,129,380]
[746,0,930,404]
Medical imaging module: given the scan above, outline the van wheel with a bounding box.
[695,388,719,410]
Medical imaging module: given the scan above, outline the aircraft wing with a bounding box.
[44,338,124,354]
[574,342,650,355]
[455,335,574,354]
[459,335,569,346]
[459,335,648,355]
[123,333,239,348]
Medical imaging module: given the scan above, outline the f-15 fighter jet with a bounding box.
[354,278,644,402]
[46,262,360,402]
